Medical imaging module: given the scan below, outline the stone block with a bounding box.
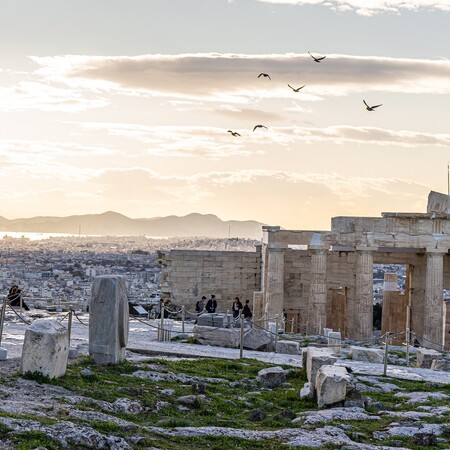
[21,319,69,379]
[349,346,384,363]
[257,366,286,388]
[196,314,227,328]
[417,348,443,368]
[193,325,240,348]
[327,331,342,356]
[243,328,271,350]
[0,346,7,360]
[89,275,129,365]
[276,340,300,355]
[306,348,337,388]
[316,365,353,408]
[430,359,450,371]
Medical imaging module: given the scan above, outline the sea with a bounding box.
[0,231,169,241]
[0,231,81,241]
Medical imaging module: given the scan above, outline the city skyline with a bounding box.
[1,1,449,230]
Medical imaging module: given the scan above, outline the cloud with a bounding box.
[31,53,450,102]
[255,0,450,16]
[0,81,109,112]
[77,122,450,153]
[0,139,117,179]
[77,122,265,158]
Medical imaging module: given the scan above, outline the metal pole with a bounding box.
[0,297,7,346]
[239,314,244,359]
[275,314,279,353]
[160,306,165,341]
[19,293,23,315]
[181,305,185,333]
[290,318,294,334]
[406,327,410,367]
[68,309,73,343]
[383,332,390,376]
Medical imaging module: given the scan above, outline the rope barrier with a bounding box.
[71,310,88,326]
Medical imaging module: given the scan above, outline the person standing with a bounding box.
[206,294,217,313]
[232,297,243,319]
[196,296,206,313]
[243,299,252,319]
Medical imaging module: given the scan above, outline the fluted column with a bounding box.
[423,250,445,350]
[354,248,373,341]
[264,246,285,319]
[308,247,328,334]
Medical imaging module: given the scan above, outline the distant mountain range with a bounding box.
[0,212,266,239]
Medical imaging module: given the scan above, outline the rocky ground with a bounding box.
[1,312,450,449]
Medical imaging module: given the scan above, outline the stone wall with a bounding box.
[159,249,261,312]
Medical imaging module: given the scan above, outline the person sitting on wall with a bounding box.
[205,294,217,313]
[232,297,243,319]
[243,299,252,319]
[7,283,30,310]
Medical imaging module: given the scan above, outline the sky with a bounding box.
[0,0,449,230]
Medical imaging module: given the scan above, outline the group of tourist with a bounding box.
[195,294,252,320]
[195,294,217,313]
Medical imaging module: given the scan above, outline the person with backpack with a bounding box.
[243,299,252,320]
[196,296,206,313]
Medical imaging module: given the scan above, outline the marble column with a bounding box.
[354,248,374,341]
[423,250,445,350]
[264,246,285,319]
[308,247,328,335]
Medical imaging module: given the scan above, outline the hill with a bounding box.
[0,212,265,239]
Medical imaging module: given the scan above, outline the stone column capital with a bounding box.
[425,248,447,255]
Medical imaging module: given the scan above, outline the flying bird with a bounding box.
[258,73,271,80]
[308,51,326,63]
[227,130,241,137]
[363,100,382,111]
[253,124,268,132]
[288,84,306,92]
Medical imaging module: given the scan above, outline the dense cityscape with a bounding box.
[0,234,260,310]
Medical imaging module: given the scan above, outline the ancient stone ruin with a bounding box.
[160,191,450,350]
[89,275,129,365]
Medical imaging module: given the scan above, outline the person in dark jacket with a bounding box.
[232,297,243,319]
[243,299,252,319]
[205,294,217,313]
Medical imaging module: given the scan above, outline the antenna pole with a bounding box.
[447,162,449,197]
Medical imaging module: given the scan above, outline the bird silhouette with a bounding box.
[308,51,326,63]
[253,124,268,132]
[363,100,382,111]
[227,130,241,137]
[288,84,306,92]
[258,73,271,80]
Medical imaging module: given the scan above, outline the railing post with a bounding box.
[290,318,294,334]
[383,332,391,376]
[405,327,410,367]
[0,297,7,346]
[159,306,165,341]
[68,309,73,343]
[181,305,185,333]
[275,314,279,353]
[239,314,244,359]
